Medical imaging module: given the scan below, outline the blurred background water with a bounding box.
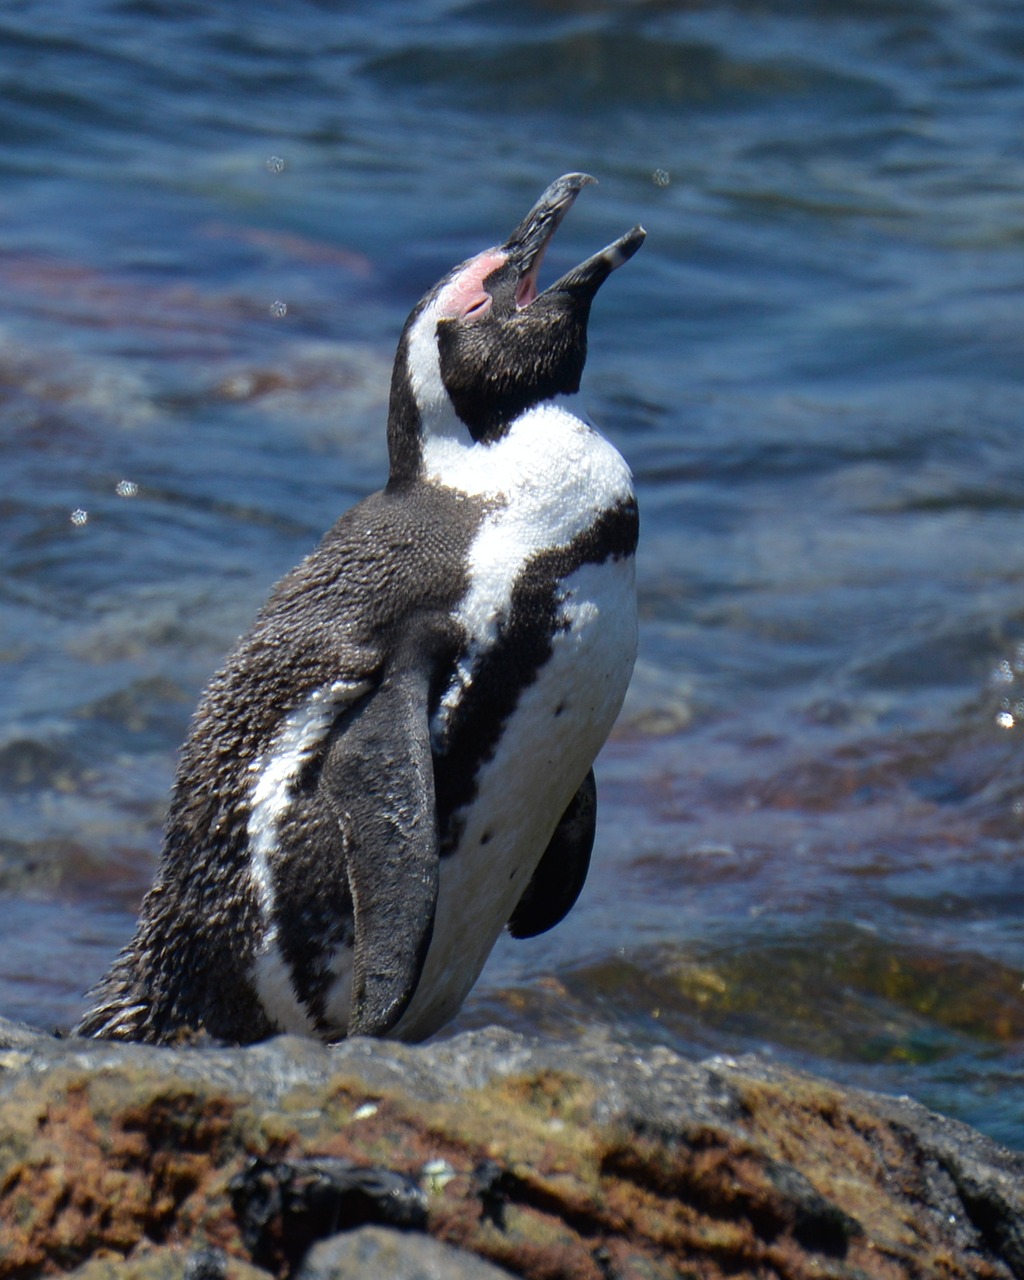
[1,0,1023,1148]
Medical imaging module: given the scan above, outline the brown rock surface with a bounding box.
[0,1018,1020,1279]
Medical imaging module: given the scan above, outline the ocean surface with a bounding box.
[2,0,1023,1148]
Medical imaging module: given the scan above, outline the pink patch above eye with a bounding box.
[438,249,507,318]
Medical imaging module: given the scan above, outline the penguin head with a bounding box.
[388,174,645,480]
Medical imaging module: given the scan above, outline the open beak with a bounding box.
[502,173,646,309]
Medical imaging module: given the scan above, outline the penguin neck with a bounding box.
[385,301,594,496]
[386,363,479,492]
[419,395,617,512]
[387,304,582,491]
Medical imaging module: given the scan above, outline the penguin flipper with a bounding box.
[320,654,439,1037]
[508,766,597,940]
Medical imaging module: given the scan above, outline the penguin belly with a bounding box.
[389,552,637,1041]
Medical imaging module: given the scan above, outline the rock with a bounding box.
[66,1247,270,1280]
[0,1016,1021,1279]
[298,1226,513,1280]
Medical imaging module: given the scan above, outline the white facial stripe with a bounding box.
[405,304,467,443]
[405,305,445,416]
[406,249,508,439]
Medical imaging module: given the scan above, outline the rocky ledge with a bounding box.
[0,1017,1021,1280]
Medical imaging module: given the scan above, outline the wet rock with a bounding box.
[66,1247,270,1280]
[0,1017,1021,1279]
[297,1226,513,1280]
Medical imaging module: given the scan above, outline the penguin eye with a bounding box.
[462,294,493,321]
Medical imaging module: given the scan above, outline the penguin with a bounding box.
[76,173,645,1046]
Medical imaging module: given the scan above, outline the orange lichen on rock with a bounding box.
[0,1073,246,1275]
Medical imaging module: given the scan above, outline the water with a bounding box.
[1,0,1023,1149]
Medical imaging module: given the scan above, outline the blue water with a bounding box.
[2,1,1024,1148]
